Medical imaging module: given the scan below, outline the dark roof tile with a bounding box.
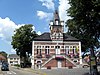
[8,54,20,58]
[34,33,79,41]
[34,32,51,41]
[63,33,79,41]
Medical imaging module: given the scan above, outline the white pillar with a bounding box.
[31,41,35,69]
[79,42,82,64]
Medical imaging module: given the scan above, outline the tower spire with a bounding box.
[53,10,60,21]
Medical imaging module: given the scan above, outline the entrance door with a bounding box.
[57,61,62,68]
[37,61,41,69]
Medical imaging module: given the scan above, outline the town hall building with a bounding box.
[31,10,82,69]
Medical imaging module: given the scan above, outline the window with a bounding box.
[56,20,58,25]
[55,46,60,54]
[62,46,64,48]
[34,46,36,48]
[14,61,18,63]
[51,46,54,48]
[73,46,76,54]
[55,46,60,48]
[37,46,42,56]
[42,46,44,48]
[65,46,69,55]
[17,58,19,60]
[45,46,49,55]
[10,58,13,60]
[14,58,16,60]
[10,61,13,63]
[37,49,41,55]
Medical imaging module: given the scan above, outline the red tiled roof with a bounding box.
[0,54,6,60]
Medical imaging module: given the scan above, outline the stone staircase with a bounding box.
[42,55,55,67]
[63,55,77,66]
[42,54,77,67]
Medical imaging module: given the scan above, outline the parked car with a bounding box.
[1,62,9,71]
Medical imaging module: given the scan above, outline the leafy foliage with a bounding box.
[11,24,38,62]
[66,0,100,52]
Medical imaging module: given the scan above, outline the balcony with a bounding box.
[55,54,64,60]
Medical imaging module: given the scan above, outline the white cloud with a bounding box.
[0,17,25,42]
[58,0,71,32]
[0,17,36,43]
[37,31,42,35]
[37,11,48,19]
[59,0,71,21]
[38,0,54,10]
[37,11,53,21]
[0,17,36,54]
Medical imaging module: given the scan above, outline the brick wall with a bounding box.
[44,59,57,67]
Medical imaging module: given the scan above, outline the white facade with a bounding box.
[8,54,20,66]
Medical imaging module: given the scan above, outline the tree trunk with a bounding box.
[90,47,98,75]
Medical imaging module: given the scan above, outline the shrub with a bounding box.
[14,64,20,67]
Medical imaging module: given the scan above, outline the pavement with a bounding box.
[0,70,3,75]
[21,68,46,75]
[12,66,46,75]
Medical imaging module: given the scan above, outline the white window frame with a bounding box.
[65,46,70,55]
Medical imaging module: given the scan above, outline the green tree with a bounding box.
[11,24,38,63]
[66,0,100,74]
[67,0,100,52]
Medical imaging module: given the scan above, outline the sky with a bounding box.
[0,0,70,54]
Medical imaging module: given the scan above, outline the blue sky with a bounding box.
[0,0,70,54]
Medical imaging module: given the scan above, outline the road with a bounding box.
[10,68,90,75]
[0,66,39,75]
[0,66,100,75]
